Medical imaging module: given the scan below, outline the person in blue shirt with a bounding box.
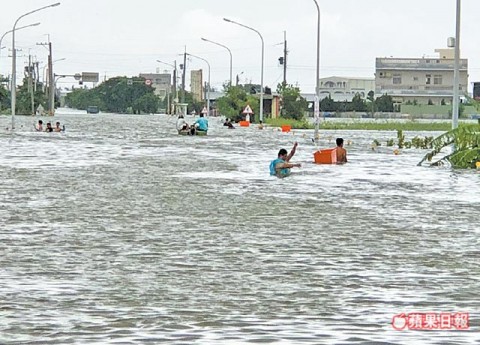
[193,113,209,133]
[269,142,301,178]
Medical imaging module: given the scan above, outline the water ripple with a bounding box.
[0,113,479,344]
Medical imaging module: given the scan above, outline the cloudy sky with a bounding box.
[1,0,479,93]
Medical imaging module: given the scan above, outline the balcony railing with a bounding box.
[376,58,468,71]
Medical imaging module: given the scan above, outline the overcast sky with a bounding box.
[1,0,479,93]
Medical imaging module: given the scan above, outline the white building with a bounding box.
[318,76,375,101]
[375,48,468,105]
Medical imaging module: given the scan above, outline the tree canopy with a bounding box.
[216,85,259,121]
[65,77,159,114]
[277,83,308,120]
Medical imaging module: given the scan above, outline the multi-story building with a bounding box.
[139,73,171,99]
[318,76,375,101]
[375,48,468,105]
[190,70,203,102]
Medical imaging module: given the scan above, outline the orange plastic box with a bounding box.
[313,148,337,164]
[281,125,291,132]
[239,121,250,127]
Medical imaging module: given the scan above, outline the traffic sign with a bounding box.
[81,72,99,82]
[145,79,152,86]
[242,104,253,114]
[201,106,208,114]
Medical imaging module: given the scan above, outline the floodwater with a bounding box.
[1,111,479,345]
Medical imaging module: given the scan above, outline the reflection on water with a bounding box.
[1,112,479,344]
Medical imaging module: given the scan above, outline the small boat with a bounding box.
[178,129,207,136]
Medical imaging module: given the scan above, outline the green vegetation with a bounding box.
[265,118,478,132]
[418,125,480,168]
[0,84,10,114]
[216,84,259,122]
[373,130,434,150]
[65,77,159,114]
[277,83,308,120]
[401,104,478,118]
[0,79,48,115]
[318,92,394,113]
[182,91,205,115]
[266,117,311,129]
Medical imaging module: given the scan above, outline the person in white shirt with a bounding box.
[176,115,189,132]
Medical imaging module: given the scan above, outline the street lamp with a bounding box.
[452,0,461,130]
[312,0,321,141]
[157,59,178,114]
[0,22,40,75]
[201,37,233,87]
[186,53,210,117]
[223,18,264,122]
[11,2,60,129]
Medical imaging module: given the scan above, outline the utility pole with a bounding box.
[181,46,186,103]
[28,54,34,115]
[34,61,39,92]
[283,31,287,86]
[173,60,177,113]
[452,0,461,130]
[48,41,54,115]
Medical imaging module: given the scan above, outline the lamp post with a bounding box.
[452,0,461,130]
[0,23,40,75]
[157,59,178,114]
[312,0,321,141]
[11,2,60,129]
[186,53,210,117]
[223,18,264,122]
[201,37,232,87]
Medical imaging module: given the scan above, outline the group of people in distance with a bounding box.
[35,120,64,132]
[223,118,235,129]
[223,118,264,130]
[176,114,209,135]
[270,138,347,178]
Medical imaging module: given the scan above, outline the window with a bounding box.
[426,74,431,85]
[393,74,402,85]
[413,77,419,81]
[434,75,443,85]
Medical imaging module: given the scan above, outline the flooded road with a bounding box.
[1,112,479,344]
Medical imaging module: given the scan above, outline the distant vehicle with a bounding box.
[86,106,99,114]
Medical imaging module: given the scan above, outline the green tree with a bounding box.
[367,90,375,115]
[15,78,48,115]
[183,91,205,115]
[65,76,159,114]
[276,83,308,120]
[133,93,159,114]
[376,94,394,112]
[216,85,259,121]
[0,84,9,113]
[65,88,101,110]
[350,93,367,112]
[320,95,337,112]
